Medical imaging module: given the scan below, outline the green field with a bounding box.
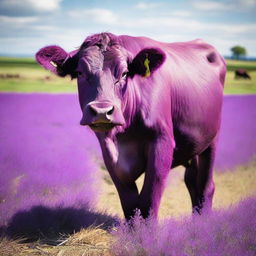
[0,57,77,93]
[0,57,256,94]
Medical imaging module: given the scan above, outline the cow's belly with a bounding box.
[115,141,146,182]
[171,91,222,167]
[172,123,218,167]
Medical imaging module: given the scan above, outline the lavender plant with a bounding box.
[111,196,256,256]
[215,95,256,170]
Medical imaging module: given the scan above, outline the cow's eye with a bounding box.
[77,71,83,77]
[122,71,128,78]
[114,71,128,85]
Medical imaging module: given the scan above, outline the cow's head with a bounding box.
[36,33,165,133]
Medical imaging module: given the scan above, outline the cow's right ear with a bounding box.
[35,45,77,77]
[128,48,166,78]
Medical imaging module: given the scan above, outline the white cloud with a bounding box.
[64,9,256,46]
[192,1,230,11]
[114,16,206,31]
[135,2,162,9]
[0,1,255,57]
[192,0,256,11]
[171,11,192,17]
[32,25,57,31]
[0,0,62,16]
[216,24,256,34]
[238,0,256,7]
[0,15,38,24]
[27,0,62,12]
[67,8,118,25]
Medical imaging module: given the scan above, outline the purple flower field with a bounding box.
[215,95,256,170]
[112,196,256,256]
[0,93,255,244]
[0,93,108,237]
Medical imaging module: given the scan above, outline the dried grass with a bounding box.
[0,229,112,256]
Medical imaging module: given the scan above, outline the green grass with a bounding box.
[226,59,256,72]
[0,57,76,93]
[0,57,256,94]
[224,70,256,94]
[0,78,77,93]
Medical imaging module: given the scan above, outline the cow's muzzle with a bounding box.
[80,101,125,132]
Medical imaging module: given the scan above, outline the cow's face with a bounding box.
[36,38,165,133]
[76,45,129,132]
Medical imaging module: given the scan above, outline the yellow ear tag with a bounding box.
[50,61,58,67]
[144,56,150,77]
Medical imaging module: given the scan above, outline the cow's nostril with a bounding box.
[89,106,98,116]
[107,106,114,115]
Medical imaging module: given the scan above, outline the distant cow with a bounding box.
[235,69,251,79]
[36,33,226,219]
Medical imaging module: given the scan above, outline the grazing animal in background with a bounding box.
[36,33,226,219]
[235,69,251,79]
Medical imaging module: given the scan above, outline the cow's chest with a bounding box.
[114,140,146,182]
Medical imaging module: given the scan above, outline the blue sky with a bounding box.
[0,0,255,56]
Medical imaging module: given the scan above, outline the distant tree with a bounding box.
[230,45,247,59]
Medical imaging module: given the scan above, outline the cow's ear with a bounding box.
[35,45,77,77]
[128,48,166,78]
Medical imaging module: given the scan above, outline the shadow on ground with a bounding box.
[0,205,118,244]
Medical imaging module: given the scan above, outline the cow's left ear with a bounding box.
[35,45,78,78]
[128,48,166,78]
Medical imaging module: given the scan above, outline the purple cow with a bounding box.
[36,33,226,219]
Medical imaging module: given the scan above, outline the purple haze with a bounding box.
[111,196,256,256]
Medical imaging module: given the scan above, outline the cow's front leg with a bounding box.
[98,137,140,219]
[139,135,173,218]
[112,178,139,219]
